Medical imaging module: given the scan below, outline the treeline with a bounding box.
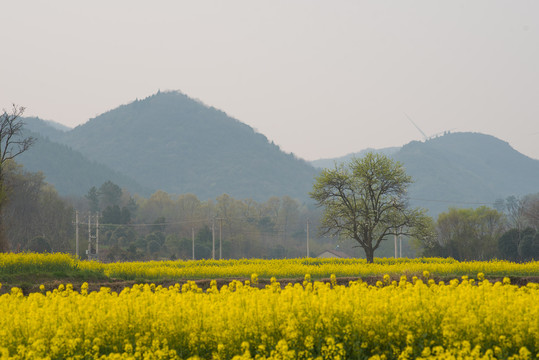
[2,161,74,253]
[4,160,539,262]
[419,195,539,261]
[6,172,335,261]
[85,184,326,261]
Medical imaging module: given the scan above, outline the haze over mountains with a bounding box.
[18,91,539,216]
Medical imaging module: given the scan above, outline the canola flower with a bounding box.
[1,275,539,359]
[5,252,539,282]
[71,256,539,280]
[7,253,539,282]
[0,253,76,275]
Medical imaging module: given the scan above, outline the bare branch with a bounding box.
[0,104,35,170]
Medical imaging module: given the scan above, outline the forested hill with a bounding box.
[22,117,69,142]
[312,132,539,216]
[395,132,539,215]
[17,128,151,196]
[20,92,539,215]
[311,147,400,169]
[53,91,318,201]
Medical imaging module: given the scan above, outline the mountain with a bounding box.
[18,92,539,216]
[51,91,318,201]
[311,147,400,169]
[22,117,68,142]
[17,127,151,197]
[395,133,539,215]
[312,132,539,216]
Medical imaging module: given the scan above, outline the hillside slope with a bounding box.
[311,132,539,216]
[17,128,151,197]
[395,133,539,215]
[311,147,400,169]
[59,91,317,201]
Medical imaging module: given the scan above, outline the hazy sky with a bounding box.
[1,1,538,161]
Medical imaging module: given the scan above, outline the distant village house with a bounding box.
[317,249,353,259]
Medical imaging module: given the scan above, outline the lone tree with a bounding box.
[310,152,431,263]
[0,105,35,251]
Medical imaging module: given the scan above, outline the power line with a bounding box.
[408,197,495,206]
[83,195,503,230]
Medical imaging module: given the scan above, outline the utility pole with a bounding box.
[306,218,310,258]
[75,210,79,258]
[394,233,398,258]
[212,218,215,260]
[96,213,99,257]
[192,227,195,260]
[88,211,91,257]
[218,217,223,260]
[87,212,99,261]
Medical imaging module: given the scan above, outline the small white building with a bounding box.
[317,249,352,259]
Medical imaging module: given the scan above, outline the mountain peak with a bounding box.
[311,132,539,216]
[59,91,317,200]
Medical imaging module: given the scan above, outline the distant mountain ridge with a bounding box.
[311,147,400,169]
[22,91,317,201]
[312,132,539,215]
[18,126,151,197]
[23,117,68,142]
[17,91,539,217]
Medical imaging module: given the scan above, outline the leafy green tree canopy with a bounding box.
[431,206,504,261]
[310,152,431,263]
[499,227,537,261]
[98,180,122,208]
[85,186,99,212]
[28,236,51,253]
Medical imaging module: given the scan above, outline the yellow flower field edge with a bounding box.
[0,253,76,275]
[3,253,539,283]
[1,275,538,360]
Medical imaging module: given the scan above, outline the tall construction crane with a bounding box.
[404,113,454,141]
[404,113,428,141]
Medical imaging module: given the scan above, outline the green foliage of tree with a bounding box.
[195,225,212,259]
[430,207,505,261]
[147,239,161,255]
[150,216,167,233]
[3,161,74,252]
[27,236,51,253]
[85,186,99,212]
[101,205,131,225]
[98,180,122,209]
[310,152,432,263]
[498,227,537,262]
[163,234,181,257]
[517,232,539,261]
[498,228,520,261]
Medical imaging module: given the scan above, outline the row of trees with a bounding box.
[93,190,324,261]
[417,195,539,261]
[3,162,74,252]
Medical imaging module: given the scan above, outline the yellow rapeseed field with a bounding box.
[3,252,539,281]
[2,253,539,359]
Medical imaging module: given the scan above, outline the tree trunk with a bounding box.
[364,246,375,263]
